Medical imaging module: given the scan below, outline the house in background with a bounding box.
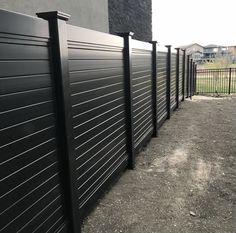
[0,0,152,42]
[179,43,235,64]
[227,46,236,63]
[179,43,204,63]
[202,44,230,63]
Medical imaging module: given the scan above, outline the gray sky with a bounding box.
[152,0,236,47]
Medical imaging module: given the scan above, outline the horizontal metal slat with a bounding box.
[0,88,53,113]
[74,118,125,162]
[72,89,123,115]
[21,203,65,233]
[71,75,123,94]
[73,96,124,124]
[67,24,123,48]
[71,82,123,106]
[134,118,153,140]
[76,130,126,176]
[79,150,127,207]
[70,67,123,83]
[0,61,50,78]
[0,9,49,38]
[134,113,153,135]
[73,107,125,146]
[75,121,125,164]
[77,145,126,198]
[76,134,126,183]
[0,126,56,164]
[0,114,55,147]
[69,59,123,72]
[0,162,59,218]
[133,84,151,98]
[33,210,66,233]
[5,191,62,233]
[0,43,50,60]
[1,138,57,181]
[132,65,152,73]
[1,186,62,233]
[0,101,53,130]
[0,150,58,198]
[0,74,51,95]
[68,48,123,60]
[135,125,153,148]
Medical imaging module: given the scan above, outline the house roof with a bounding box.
[179,43,204,49]
[204,44,226,48]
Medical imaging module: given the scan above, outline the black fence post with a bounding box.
[229,67,232,95]
[175,48,180,108]
[166,45,171,119]
[186,55,190,98]
[190,59,193,99]
[182,49,186,101]
[194,63,197,95]
[150,41,158,137]
[118,32,135,169]
[192,61,195,96]
[37,11,80,233]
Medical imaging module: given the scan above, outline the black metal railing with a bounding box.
[196,68,236,95]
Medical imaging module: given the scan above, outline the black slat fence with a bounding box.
[179,49,184,102]
[0,10,70,233]
[170,52,177,110]
[156,47,168,127]
[131,39,153,152]
[0,9,194,233]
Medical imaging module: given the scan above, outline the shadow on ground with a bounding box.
[82,96,236,233]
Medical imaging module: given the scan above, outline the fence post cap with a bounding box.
[36,11,70,21]
[149,40,157,44]
[165,45,172,48]
[117,32,134,38]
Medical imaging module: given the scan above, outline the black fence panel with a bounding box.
[179,51,184,101]
[0,8,192,233]
[131,40,153,152]
[0,10,69,233]
[186,55,190,98]
[156,49,168,127]
[67,25,128,219]
[170,52,177,110]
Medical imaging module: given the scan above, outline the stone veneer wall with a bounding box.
[108,0,152,42]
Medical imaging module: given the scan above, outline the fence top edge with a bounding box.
[0,8,50,38]
[67,24,124,47]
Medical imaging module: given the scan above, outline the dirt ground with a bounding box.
[82,96,236,233]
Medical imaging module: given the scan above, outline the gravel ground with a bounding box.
[82,96,236,233]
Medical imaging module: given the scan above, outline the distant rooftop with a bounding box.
[204,44,227,48]
[179,43,203,49]
[178,43,231,49]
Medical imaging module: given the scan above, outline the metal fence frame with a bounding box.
[196,68,236,95]
[0,9,195,233]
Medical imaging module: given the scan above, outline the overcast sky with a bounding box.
[152,0,236,47]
